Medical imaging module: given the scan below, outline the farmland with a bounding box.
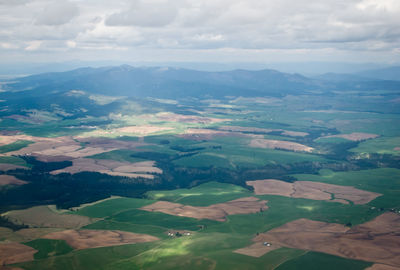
[0,76,399,269]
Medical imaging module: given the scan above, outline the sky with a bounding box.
[1,0,400,67]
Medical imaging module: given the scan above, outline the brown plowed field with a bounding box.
[249,213,400,267]
[0,175,27,186]
[5,135,146,162]
[156,112,229,124]
[366,264,400,270]
[234,241,281,257]
[0,164,27,171]
[246,179,381,204]
[51,158,161,179]
[249,139,313,152]
[42,229,159,249]
[3,206,93,229]
[0,242,37,265]
[140,197,268,221]
[320,132,379,141]
[281,130,309,137]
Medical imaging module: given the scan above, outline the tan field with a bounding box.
[234,241,281,257]
[42,229,159,249]
[5,135,146,162]
[0,164,27,171]
[0,242,37,265]
[0,135,29,146]
[180,128,249,141]
[0,227,63,243]
[51,158,161,179]
[219,126,275,133]
[79,125,174,138]
[5,136,74,156]
[140,197,268,222]
[246,179,381,204]
[394,147,400,151]
[156,112,229,124]
[249,139,313,152]
[281,130,309,137]
[0,175,28,186]
[320,132,379,141]
[366,264,400,270]
[247,213,400,267]
[3,206,93,229]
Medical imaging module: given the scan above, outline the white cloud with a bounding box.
[35,0,79,26]
[0,0,399,63]
[25,40,42,51]
[105,0,179,27]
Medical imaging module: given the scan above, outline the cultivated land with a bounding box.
[0,242,37,265]
[318,132,379,142]
[244,213,400,267]
[51,158,161,179]
[42,229,159,249]
[2,206,93,228]
[246,179,381,204]
[249,138,314,152]
[0,175,27,186]
[140,197,268,222]
[0,69,399,269]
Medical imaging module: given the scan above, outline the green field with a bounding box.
[3,91,399,270]
[350,136,400,155]
[0,155,29,167]
[25,239,74,259]
[146,181,252,206]
[88,150,147,163]
[75,197,156,218]
[276,252,372,270]
[173,136,325,168]
[0,140,33,153]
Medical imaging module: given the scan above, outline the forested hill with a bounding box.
[2,65,400,99]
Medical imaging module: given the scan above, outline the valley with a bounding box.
[0,66,399,270]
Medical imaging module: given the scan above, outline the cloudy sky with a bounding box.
[1,0,400,65]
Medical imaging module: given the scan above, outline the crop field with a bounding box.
[8,179,390,270]
[145,181,252,206]
[350,136,400,155]
[292,168,400,209]
[0,91,399,270]
[24,239,73,259]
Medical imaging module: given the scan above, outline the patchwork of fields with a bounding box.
[0,92,399,270]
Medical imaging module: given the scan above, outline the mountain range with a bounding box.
[2,65,400,100]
